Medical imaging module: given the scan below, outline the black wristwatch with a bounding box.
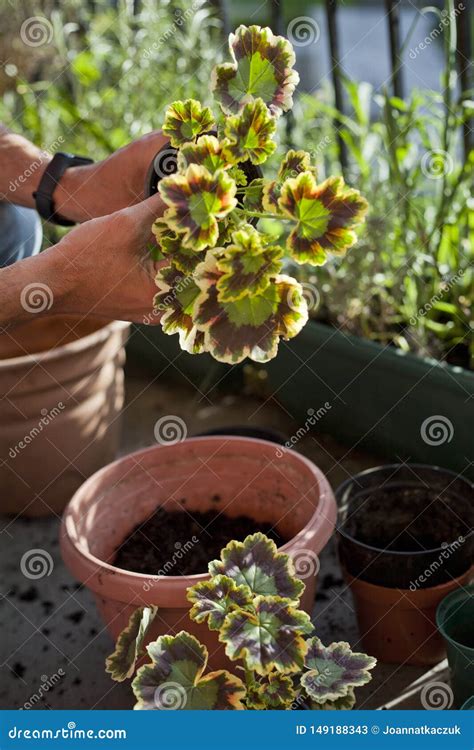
[33,151,94,226]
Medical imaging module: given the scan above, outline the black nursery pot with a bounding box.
[336,464,474,589]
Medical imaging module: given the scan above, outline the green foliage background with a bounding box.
[1,0,472,367]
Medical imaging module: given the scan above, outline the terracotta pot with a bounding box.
[345,568,473,666]
[61,437,337,669]
[0,316,129,517]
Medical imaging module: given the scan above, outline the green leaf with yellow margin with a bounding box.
[188,574,253,631]
[278,173,368,266]
[162,99,214,147]
[257,673,297,709]
[105,606,158,682]
[192,254,308,364]
[220,595,312,675]
[212,25,299,117]
[263,150,317,212]
[154,265,206,354]
[132,632,246,710]
[152,216,201,274]
[159,165,237,252]
[177,135,231,174]
[208,532,305,601]
[215,224,283,302]
[300,637,376,703]
[223,98,277,165]
[243,178,268,212]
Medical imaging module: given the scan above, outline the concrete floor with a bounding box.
[0,356,447,710]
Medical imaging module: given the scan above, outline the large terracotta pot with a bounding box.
[0,316,129,517]
[61,437,337,669]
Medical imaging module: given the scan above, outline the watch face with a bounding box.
[144,139,263,203]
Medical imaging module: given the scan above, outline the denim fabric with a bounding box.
[0,202,42,268]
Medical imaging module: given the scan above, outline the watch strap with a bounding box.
[34,152,93,226]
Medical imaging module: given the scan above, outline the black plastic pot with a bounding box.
[336,464,474,589]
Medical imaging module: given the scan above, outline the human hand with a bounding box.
[54,131,168,223]
[1,193,168,326]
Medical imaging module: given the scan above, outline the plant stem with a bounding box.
[243,210,289,221]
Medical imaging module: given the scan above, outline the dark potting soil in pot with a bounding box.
[339,482,473,588]
[113,506,287,576]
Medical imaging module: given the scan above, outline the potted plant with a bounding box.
[0,315,129,516]
[336,464,473,666]
[104,532,376,710]
[60,436,337,661]
[436,584,474,708]
[131,23,367,372]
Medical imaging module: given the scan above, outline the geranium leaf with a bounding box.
[279,173,369,266]
[257,673,297,709]
[212,25,299,117]
[308,688,356,710]
[208,532,305,601]
[263,150,317,212]
[154,265,206,354]
[300,637,376,703]
[192,255,308,363]
[152,219,201,274]
[243,178,268,212]
[188,575,253,631]
[105,606,158,682]
[223,98,277,165]
[220,595,312,675]
[215,225,283,302]
[162,99,214,147]
[177,135,231,174]
[159,165,237,252]
[133,632,245,710]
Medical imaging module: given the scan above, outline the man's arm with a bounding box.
[0,193,166,328]
[0,126,167,222]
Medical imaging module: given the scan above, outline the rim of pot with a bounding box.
[335,462,474,557]
[61,436,336,586]
[0,319,129,369]
[436,582,474,652]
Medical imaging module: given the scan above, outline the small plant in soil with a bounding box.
[106,533,376,709]
[151,25,368,363]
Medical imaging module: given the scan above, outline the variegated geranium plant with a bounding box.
[151,25,368,363]
[106,534,376,710]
